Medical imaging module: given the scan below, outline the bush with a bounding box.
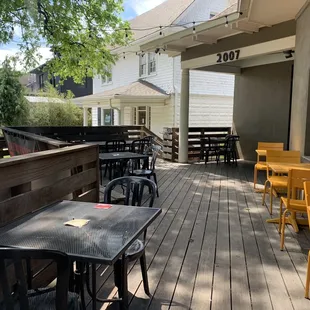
[27,83,84,126]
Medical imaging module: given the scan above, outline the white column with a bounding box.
[120,107,125,125]
[83,107,88,126]
[179,69,190,163]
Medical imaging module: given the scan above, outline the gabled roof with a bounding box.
[129,0,195,41]
[73,80,170,105]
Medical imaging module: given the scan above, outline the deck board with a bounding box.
[87,160,310,310]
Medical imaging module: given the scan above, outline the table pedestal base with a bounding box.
[266,216,308,233]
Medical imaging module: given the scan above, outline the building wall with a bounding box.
[233,61,293,161]
[290,4,310,155]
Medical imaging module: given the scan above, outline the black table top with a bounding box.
[0,200,161,265]
[99,152,149,161]
[85,140,132,146]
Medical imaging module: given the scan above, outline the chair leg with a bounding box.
[280,209,289,250]
[262,180,269,206]
[278,199,283,233]
[269,184,273,215]
[253,166,257,189]
[140,252,150,296]
[305,251,310,299]
[153,173,159,197]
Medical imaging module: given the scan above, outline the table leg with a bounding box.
[92,264,97,310]
[120,254,128,310]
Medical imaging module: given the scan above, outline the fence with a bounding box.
[0,137,9,159]
[163,127,232,162]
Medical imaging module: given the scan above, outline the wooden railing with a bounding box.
[0,144,99,288]
[0,137,9,159]
[6,126,164,155]
[163,127,232,162]
[1,127,71,156]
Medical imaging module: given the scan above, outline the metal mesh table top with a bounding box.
[99,152,149,161]
[0,201,161,265]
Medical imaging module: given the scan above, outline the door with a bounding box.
[133,106,151,129]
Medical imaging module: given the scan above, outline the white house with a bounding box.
[75,0,235,137]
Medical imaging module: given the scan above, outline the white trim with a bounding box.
[181,35,296,69]
[295,0,310,20]
[140,12,242,52]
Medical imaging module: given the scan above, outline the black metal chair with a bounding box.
[217,135,240,165]
[104,177,157,297]
[129,145,161,197]
[0,248,80,310]
[203,137,221,164]
[131,137,153,170]
[105,140,126,153]
[103,140,127,180]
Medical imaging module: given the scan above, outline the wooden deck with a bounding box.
[88,160,310,310]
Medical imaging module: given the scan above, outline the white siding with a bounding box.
[92,107,98,126]
[174,94,233,127]
[150,103,174,137]
[93,53,174,94]
[174,55,235,96]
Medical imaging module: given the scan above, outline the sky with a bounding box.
[0,0,166,69]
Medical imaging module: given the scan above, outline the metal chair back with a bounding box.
[149,145,162,171]
[105,140,126,153]
[0,248,70,310]
[104,176,157,209]
[131,138,151,154]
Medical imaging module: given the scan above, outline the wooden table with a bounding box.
[266,162,310,232]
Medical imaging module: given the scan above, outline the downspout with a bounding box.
[109,98,121,125]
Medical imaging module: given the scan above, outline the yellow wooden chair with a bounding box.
[303,181,310,299]
[254,142,284,190]
[262,150,300,214]
[279,169,310,250]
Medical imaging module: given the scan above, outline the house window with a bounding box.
[139,54,147,76]
[101,68,112,85]
[148,53,156,74]
[133,106,151,129]
[39,74,44,89]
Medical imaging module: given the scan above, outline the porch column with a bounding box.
[83,107,88,126]
[120,107,125,125]
[290,3,310,154]
[179,69,190,163]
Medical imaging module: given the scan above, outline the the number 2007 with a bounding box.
[216,50,240,63]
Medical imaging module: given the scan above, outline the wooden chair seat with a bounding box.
[280,197,306,211]
[267,176,288,187]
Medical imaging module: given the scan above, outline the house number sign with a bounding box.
[216,50,240,63]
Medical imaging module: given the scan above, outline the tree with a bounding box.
[0,58,29,126]
[0,0,130,83]
[27,83,85,126]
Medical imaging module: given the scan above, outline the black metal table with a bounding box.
[99,152,149,181]
[0,200,161,310]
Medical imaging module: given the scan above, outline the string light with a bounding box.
[225,16,229,28]
[159,26,163,36]
[192,22,196,34]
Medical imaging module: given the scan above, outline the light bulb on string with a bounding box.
[225,16,229,28]
[192,22,196,34]
[123,52,126,59]
[159,26,163,36]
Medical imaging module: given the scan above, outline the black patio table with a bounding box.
[0,200,161,310]
[99,152,149,181]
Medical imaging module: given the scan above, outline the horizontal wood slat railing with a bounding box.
[163,127,232,162]
[6,125,164,155]
[0,144,99,289]
[0,137,9,159]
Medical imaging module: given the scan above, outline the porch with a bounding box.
[87,160,310,310]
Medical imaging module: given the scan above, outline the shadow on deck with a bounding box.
[88,160,310,310]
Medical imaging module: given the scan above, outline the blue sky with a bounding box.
[0,0,166,66]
